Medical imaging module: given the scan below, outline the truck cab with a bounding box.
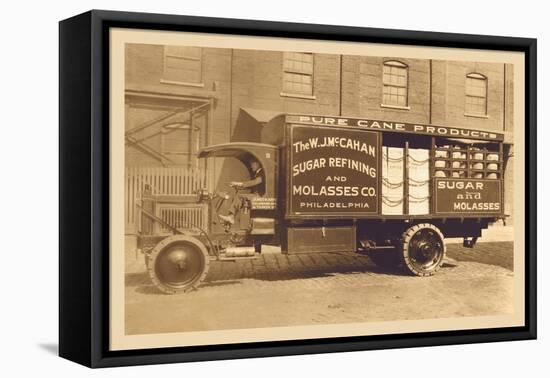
[197,142,279,246]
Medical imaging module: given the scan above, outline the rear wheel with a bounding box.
[147,235,210,294]
[400,223,445,276]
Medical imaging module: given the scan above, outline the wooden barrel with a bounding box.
[451,151,463,159]
[452,161,466,168]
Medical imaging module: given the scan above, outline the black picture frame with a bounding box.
[59,9,537,368]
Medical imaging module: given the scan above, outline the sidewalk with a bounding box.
[447,224,513,244]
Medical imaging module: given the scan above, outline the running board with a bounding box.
[357,245,396,253]
[216,254,259,261]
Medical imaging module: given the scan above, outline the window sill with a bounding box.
[160,79,205,88]
[280,92,316,100]
[381,104,411,111]
[464,113,489,119]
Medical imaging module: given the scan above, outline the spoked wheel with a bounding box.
[401,223,445,276]
[147,235,210,294]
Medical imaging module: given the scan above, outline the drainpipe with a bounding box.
[339,54,343,116]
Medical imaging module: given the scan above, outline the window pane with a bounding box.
[284,52,313,74]
[283,59,291,70]
[164,46,202,83]
[398,95,406,106]
[283,53,314,95]
[465,74,487,115]
[382,61,408,106]
[166,56,200,71]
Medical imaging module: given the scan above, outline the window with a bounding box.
[382,60,408,107]
[282,52,314,96]
[163,46,202,85]
[465,73,488,116]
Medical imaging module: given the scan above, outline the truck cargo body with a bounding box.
[276,115,505,254]
[280,115,504,219]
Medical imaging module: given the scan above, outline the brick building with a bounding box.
[124,44,514,234]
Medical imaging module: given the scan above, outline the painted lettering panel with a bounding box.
[288,125,380,216]
[434,178,502,214]
[286,115,504,141]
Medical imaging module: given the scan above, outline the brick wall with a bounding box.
[342,56,431,123]
[230,50,340,132]
[125,44,232,165]
[125,45,516,222]
[431,60,506,132]
[125,46,514,152]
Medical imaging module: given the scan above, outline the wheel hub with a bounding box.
[155,243,204,289]
[166,250,188,270]
[409,229,444,271]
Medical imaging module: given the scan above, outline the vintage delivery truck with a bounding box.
[136,112,507,294]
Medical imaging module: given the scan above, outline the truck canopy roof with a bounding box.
[198,142,277,160]
[198,142,278,197]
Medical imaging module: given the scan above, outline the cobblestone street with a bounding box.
[125,242,514,335]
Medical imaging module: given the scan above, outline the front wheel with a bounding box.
[400,223,446,276]
[147,235,210,294]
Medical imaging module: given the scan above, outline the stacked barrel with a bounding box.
[382,146,431,215]
[381,143,500,216]
[470,149,485,178]
[484,151,500,179]
[408,149,430,214]
[433,144,501,179]
[382,146,404,215]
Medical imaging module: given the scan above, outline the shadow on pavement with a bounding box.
[125,242,513,295]
[126,255,416,295]
[447,242,513,271]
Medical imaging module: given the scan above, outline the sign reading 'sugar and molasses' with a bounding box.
[288,125,380,216]
[434,178,502,214]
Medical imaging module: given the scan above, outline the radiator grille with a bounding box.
[157,204,208,233]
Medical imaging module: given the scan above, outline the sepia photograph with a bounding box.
[107,27,526,351]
